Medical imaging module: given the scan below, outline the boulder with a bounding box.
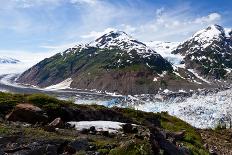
[68,139,89,152]
[101,131,109,137]
[150,127,182,155]
[151,139,160,154]
[5,104,47,124]
[48,117,64,128]
[89,126,96,134]
[80,128,89,134]
[166,131,185,141]
[122,123,133,133]
[0,149,4,155]
[19,144,57,155]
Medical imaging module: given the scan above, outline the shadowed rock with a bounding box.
[5,104,48,124]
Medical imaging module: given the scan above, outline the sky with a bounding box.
[0,0,231,59]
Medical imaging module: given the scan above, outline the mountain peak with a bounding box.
[181,24,225,50]
[88,30,157,57]
[172,24,232,80]
[88,30,141,48]
[101,30,132,39]
[192,24,225,42]
[208,24,223,30]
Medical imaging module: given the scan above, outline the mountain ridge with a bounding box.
[172,24,232,80]
[17,31,176,95]
[17,25,232,94]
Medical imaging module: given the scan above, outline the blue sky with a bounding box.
[0,0,231,56]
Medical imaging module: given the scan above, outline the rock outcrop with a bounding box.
[5,104,48,124]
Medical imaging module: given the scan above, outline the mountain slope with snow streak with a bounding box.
[17,30,176,95]
[172,24,232,80]
[145,41,182,65]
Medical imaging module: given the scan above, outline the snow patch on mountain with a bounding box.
[188,69,211,84]
[191,24,225,48]
[175,25,228,55]
[145,41,182,65]
[68,121,126,133]
[45,78,73,90]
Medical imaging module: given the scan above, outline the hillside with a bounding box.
[0,92,210,154]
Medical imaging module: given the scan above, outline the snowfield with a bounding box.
[45,78,73,90]
[65,87,232,129]
[145,41,182,65]
[67,121,126,133]
[130,88,232,129]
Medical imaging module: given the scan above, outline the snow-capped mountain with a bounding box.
[172,24,232,80]
[0,57,20,64]
[88,31,158,58]
[17,30,175,95]
[16,26,232,94]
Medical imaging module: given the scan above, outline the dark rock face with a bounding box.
[5,104,48,124]
[55,107,134,123]
[122,123,134,133]
[0,138,65,155]
[166,130,185,141]
[68,139,89,152]
[149,127,190,155]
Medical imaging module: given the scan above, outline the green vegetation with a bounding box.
[0,92,208,154]
[27,94,73,109]
[0,123,75,141]
[160,112,208,155]
[19,46,173,91]
[109,140,152,155]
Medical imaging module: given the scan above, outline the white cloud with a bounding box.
[0,50,56,74]
[40,42,81,52]
[156,7,165,17]
[0,50,55,62]
[128,7,223,41]
[2,0,62,9]
[0,0,227,54]
[194,13,221,24]
[80,25,137,40]
[121,24,136,34]
[70,0,97,5]
[81,28,116,39]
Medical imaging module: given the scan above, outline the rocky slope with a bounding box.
[0,92,211,155]
[172,24,232,81]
